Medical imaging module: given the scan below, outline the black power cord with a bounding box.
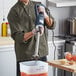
[51,30,56,60]
[47,8,56,60]
[47,8,57,76]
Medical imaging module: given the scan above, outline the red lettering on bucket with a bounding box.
[21,72,48,76]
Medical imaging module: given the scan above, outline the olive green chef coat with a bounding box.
[7,1,54,61]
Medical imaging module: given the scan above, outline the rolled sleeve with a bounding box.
[7,8,26,43]
[45,8,55,30]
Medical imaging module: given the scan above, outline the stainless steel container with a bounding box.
[66,17,76,36]
[70,17,76,35]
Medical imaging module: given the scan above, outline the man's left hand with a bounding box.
[38,6,48,18]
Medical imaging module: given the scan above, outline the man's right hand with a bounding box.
[23,25,44,41]
[32,25,44,36]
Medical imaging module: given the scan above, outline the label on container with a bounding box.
[21,72,48,76]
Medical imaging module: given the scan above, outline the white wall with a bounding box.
[0,0,17,35]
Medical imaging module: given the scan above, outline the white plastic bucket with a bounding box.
[19,60,48,76]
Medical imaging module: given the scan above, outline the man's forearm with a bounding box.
[45,16,54,27]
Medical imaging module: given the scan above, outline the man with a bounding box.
[7,0,54,76]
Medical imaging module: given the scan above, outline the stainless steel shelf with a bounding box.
[48,0,76,7]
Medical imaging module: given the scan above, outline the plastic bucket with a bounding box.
[19,60,48,76]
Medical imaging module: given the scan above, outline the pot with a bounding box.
[70,17,76,35]
[66,17,76,36]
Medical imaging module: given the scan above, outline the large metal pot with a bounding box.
[70,17,76,35]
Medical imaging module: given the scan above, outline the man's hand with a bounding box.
[38,5,54,27]
[32,25,44,36]
[36,25,44,36]
[38,6,48,18]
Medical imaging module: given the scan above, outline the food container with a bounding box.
[19,60,48,76]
